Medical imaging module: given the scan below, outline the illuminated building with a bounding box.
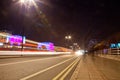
[6,35,26,45]
[38,42,54,51]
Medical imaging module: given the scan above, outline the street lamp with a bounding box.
[65,35,72,48]
[16,0,49,51]
[19,0,36,9]
[68,35,72,39]
[65,35,72,40]
[20,0,25,3]
[17,0,37,51]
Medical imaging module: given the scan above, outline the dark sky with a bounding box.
[0,0,120,48]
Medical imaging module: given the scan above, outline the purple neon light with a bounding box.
[7,35,26,45]
[49,43,54,51]
[9,36,22,43]
[38,42,54,51]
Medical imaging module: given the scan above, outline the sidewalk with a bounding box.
[70,55,106,80]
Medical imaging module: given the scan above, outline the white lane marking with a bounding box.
[20,57,76,80]
[0,55,73,67]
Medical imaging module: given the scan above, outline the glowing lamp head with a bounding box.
[20,0,25,3]
[65,36,68,39]
[68,36,71,39]
[19,0,35,8]
[65,35,72,39]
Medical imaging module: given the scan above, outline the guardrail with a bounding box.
[94,48,120,55]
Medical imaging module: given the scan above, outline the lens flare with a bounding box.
[20,0,25,3]
[75,50,84,56]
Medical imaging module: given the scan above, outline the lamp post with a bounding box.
[73,43,79,51]
[18,0,36,51]
[65,35,72,48]
[16,0,49,51]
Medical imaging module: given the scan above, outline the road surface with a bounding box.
[91,56,120,80]
[0,54,81,80]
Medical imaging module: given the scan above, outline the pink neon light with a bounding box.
[38,42,54,51]
[7,35,23,44]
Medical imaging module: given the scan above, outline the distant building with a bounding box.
[38,42,54,51]
[0,31,12,43]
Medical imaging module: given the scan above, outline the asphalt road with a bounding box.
[0,54,81,80]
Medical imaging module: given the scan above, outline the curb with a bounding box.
[0,56,21,59]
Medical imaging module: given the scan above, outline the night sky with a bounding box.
[0,0,120,48]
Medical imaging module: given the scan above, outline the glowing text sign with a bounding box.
[7,35,26,45]
[38,42,54,51]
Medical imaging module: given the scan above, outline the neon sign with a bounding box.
[6,35,26,45]
[38,42,54,51]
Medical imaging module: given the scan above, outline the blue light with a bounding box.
[23,36,26,44]
[110,43,120,48]
[118,43,120,48]
[110,43,116,48]
[116,43,120,48]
